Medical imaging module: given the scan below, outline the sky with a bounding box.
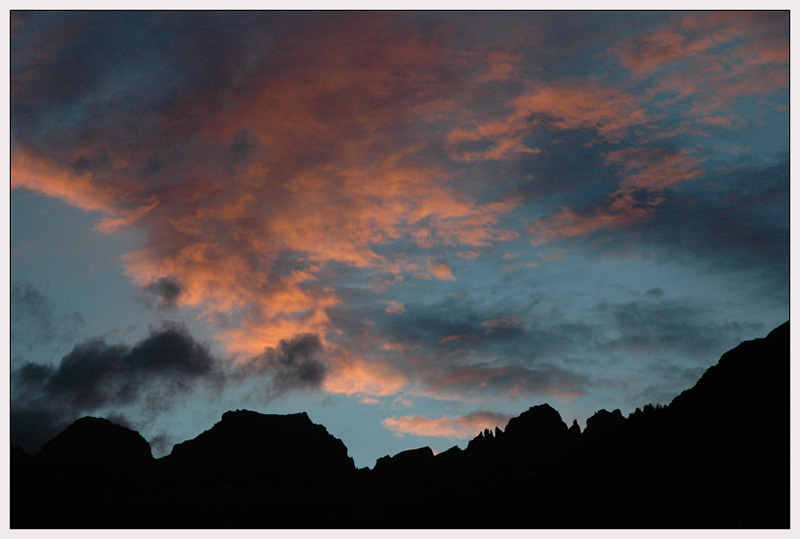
[8,10,789,468]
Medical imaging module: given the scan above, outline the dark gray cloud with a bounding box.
[596,298,766,361]
[372,296,527,354]
[367,296,594,367]
[645,287,665,299]
[11,280,85,359]
[141,276,183,309]
[11,323,221,452]
[11,321,339,452]
[508,129,621,206]
[654,157,787,271]
[328,294,597,401]
[10,405,77,456]
[11,280,52,323]
[625,361,709,409]
[578,156,790,297]
[241,333,328,397]
[37,325,219,409]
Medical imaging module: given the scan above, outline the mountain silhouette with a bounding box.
[11,321,789,528]
[37,417,153,470]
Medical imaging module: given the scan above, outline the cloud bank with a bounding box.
[10,12,788,459]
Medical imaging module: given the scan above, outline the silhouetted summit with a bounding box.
[150,410,356,527]
[37,416,153,470]
[504,403,568,443]
[373,445,435,475]
[583,407,625,436]
[165,410,354,481]
[11,321,789,528]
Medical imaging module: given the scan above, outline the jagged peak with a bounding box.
[503,402,567,437]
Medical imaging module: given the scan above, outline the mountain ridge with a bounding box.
[11,321,789,528]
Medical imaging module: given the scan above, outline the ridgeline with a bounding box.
[11,322,789,528]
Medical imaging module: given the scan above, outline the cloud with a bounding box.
[141,276,183,309]
[12,280,53,324]
[382,411,511,438]
[10,406,77,456]
[529,147,704,246]
[14,324,220,410]
[613,27,712,74]
[240,333,328,396]
[428,261,456,282]
[12,12,526,357]
[321,351,409,397]
[482,315,521,329]
[384,301,406,314]
[605,147,704,192]
[606,156,788,290]
[421,363,589,402]
[11,280,85,359]
[595,295,767,362]
[10,323,224,452]
[445,80,647,162]
[614,11,788,117]
[9,12,788,432]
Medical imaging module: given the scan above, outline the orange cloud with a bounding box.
[530,147,704,246]
[381,342,418,352]
[613,27,713,74]
[382,411,510,439]
[510,84,647,140]
[529,204,641,247]
[429,261,456,282]
[10,18,526,362]
[439,334,478,345]
[385,301,406,314]
[11,148,153,227]
[322,352,409,397]
[418,363,588,402]
[697,116,735,128]
[456,250,484,260]
[446,81,647,162]
[615,12,787,119]
[605,148,704,192]
[482,315,520,329]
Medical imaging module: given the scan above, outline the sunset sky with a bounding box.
[10,10,789,467]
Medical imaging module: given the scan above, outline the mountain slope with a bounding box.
[11,321,789,528]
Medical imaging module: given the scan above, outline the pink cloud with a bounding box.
[482,315,521,329]
[385,301,406,314]
[12,17,529,361]
[381,342,418,352]
[605,148,704,192]
[613,27,713,74]
[429,261,456,282]
[439,334,478,345]
[322,349,409,397]
[456,250,484,260]
[382,411,510,439]
[615,12,787,118]
[446,80,647,163]
[697,116,735,128]
[530,148,704,246]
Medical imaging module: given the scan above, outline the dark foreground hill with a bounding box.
[11,322,789,528]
